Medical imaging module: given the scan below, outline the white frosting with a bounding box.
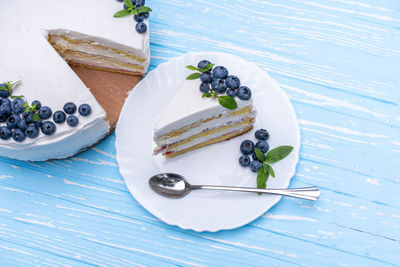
[0,0,150,161]
[154,79,254,139]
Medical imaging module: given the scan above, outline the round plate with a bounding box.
[116,52,300,232]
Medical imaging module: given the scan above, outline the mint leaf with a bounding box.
[33,112,39,122]
[136,6,152,14]
[267,164,275,177]
[131,9,139,15]
[202,93,212,98]
[218,95,237,110]
[186,65,199,71]
[114,9,131,18]
[200,63,214,73]
[265,145,294,164]
[10,95,24,99]
[257,168,269,190]
[32,103,37,110]
[0,86,8,91]
[124,0,134,9]
[254,147,265,162]
[186,73,201,80]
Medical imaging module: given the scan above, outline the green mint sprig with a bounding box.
[114,0,152,18]
[202,90,237,110]
[185,63,214,80]
[254,146,294,193]
[0,81,22,98]
[185,64,238,110]
[22,102,40,122]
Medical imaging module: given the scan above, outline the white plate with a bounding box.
[115,52,300,232]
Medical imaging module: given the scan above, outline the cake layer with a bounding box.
[164,125,254,158]
[48,33,148,75]
[155,116,255,155]
[56,50,145,75]
[155,106,255,146]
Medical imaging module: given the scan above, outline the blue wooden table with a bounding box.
[1,0,399,266]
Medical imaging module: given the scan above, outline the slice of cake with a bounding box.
[153,61,256,158]
[0,0,151,161]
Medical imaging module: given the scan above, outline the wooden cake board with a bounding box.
[70,65,142,130]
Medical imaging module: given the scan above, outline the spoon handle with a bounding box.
[190,185,320,201]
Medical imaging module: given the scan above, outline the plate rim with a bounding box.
[115,51,301,232]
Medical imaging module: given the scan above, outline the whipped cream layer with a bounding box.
[154,80,254,139]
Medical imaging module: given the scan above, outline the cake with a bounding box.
[0,0,150,161]
[153,61,256,158]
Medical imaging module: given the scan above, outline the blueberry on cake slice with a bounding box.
[153,61,256,158]
[0,0,151,161]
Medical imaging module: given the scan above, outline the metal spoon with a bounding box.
[149,173,320,201]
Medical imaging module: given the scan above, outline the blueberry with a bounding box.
[17,119,27,131]
[0,126,11,140]
[78,104,92,116]
[239,155,251,167]
[0,114,7,123]
[134,14,144,22]
[63,102,76,114]
[198,60,211,70]
[256,140,269,153]
[225,75,240,89]
[41,121,56,135]
[1,98,11,107]
[11,98,24,114]
[0,83,9,98]
[200,71,213,83]
[23,110,34,124]
[34,119,42,129]
[52,110,66,123]
[67,115,79,127]
[249,160,262,172]
[237,86,252,100]
[0,103,11,117]
[142,12,149,19]
[6,114,21,129]
[251,152,258,161]
[38,106,52,119]
[240,140,255,155]
[255,129,269,141]
[135,0,144,7]
[211,79,227,93]
[135,22,147,33]
[31,100,41,110]
[12,129,26,142]
[116,0,124,2]
[25,124,39,138]
[212,66,228,79]
[226,88,237,97]
[199,82,210,93]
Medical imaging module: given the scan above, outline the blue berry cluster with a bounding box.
[239,129,270,172]
[0,82,91,142]
[198,60,252,101]
[114,0,151,34]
